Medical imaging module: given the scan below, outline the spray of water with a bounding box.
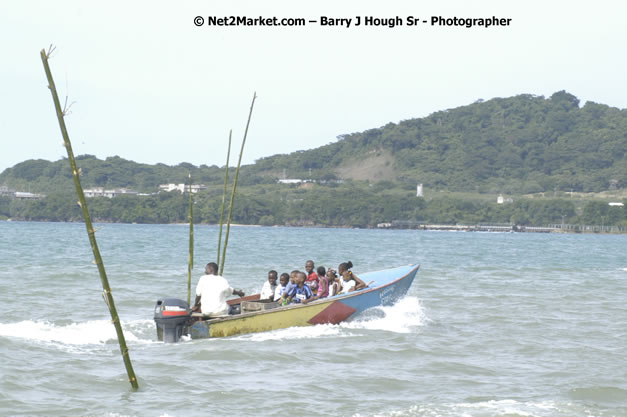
[341,296,428,333]
[231,296,428,342]
[0,297,428,348]
[0,319,155,347]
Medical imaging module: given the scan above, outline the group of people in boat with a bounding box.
[260,260,367,305]
[191,260,366,318]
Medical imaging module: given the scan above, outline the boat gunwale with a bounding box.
[204,263,420,324]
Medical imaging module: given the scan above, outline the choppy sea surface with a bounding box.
[0,221,626,417]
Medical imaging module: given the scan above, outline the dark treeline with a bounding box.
[2,183,625,227]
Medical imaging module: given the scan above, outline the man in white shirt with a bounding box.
[192,262,245,317]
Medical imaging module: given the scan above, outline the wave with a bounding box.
[0,319,155,348]
[85,414,178,417]
[232,296,427,342]
[0,297,426,346]
[341,296,428,333]
[233,323,345,342]
[353,399,597,417]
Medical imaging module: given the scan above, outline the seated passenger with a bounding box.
[317,266,326,281]
[338,261,366,293]
[260,270,278,301]
[304,260,319,293]
[285,270,299,295]
[274,272,290,301]
[315,266,329,298]
[282,271,313,304]
[326,268,339,297]
[305,266,329,303]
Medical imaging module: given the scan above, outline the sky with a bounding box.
[1,0,626,173]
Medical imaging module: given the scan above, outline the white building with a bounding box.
[0,186,15,196]
[107,189,138,198]
[497,194,513,204]
[416,184,423,197]
[278,179,303,184]
[84,187,138,198]
[14,191,46,200]
[159,183,207,193]
[84,187,105,198]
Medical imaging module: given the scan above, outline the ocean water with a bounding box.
[0,221,626,417]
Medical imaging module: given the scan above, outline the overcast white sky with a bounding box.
[1,0,626,172]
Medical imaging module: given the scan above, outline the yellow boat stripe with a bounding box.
[209,300,333,338]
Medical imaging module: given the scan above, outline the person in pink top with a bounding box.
[315,266,329,298]
[303,265,329,303]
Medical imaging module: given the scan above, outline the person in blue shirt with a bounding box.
[282,271,313,304]
[284,270,299,295]
[278,270,299,305]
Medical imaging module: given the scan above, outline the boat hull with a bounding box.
[188,264,419,339]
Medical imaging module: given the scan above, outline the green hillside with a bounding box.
[1,91,625,194]
[251,91,627,193]
[0,155,271,194]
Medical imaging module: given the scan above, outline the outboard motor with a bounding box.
[154,298,191,343]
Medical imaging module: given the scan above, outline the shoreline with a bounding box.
[3,218,625,234]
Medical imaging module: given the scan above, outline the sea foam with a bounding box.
[341,296,428,333]
[232,296,427,342]
[233,322,345,342]
[354,399,561,417]
[0,319,154,347]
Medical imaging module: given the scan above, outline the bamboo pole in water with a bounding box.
[219,92,257,276]
[40,48,139,390]
[187,173,194,305]
[216,130,232,266]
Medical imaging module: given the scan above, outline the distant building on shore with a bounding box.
[159,183,207,193]
[1,186,46,200]
[416,184,424,197]
[0,186,15,196]
[84,187,138,198]
[14,191,46,200]
[497,194,513,204]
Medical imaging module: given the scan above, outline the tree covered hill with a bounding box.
[252,91,626,193]
[0,155,271,194]
[1,91,626,193]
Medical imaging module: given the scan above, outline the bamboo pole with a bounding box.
[216,130,232,266]
[40,48,139,390]
[187,173,194,305]
[219,92,257,276]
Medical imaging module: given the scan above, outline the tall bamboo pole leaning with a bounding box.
[187,173,194,305]
[40,47,139,390]
[216,130,232,266]
[219,92,257,276]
